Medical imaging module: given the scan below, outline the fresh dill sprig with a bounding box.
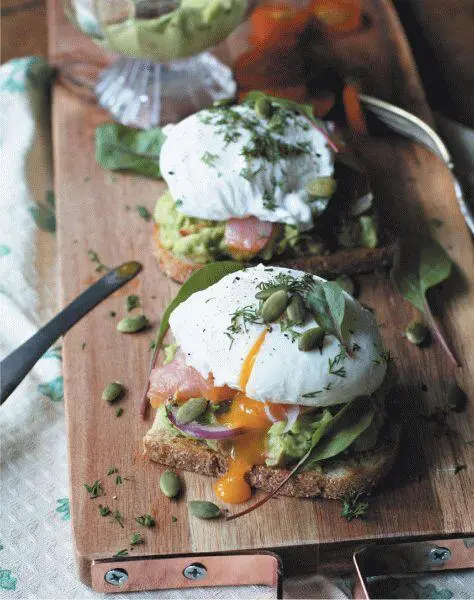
[279,318,301,342]
[107,467,118,475]
[98,504,111,517]
[341,493,370,521]
[135,514,155,528]
[226,305,262,348]
[110,510,124,528]
[83,480,103,499]
[328,350,347,378]
[130,532,144,546]
[201,151,219,168]
[302,389,322,398]
[114,549,128,557]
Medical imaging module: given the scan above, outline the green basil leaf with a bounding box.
[95,124,166,179]
[419,237,452,295]
[153,261,245,354]
[304,396,375,468]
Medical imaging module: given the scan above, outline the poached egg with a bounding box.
[159,103,335,231]
[169,265,387,408]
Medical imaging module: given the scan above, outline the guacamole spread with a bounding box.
[100,0,248,62]
[154,192,326,263]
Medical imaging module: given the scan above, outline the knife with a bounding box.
[0,261,142,405]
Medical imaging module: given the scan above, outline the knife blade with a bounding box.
[0,261,142,405]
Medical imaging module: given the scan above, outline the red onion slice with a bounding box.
[264,403,280,424]
[166,405,246,440]
[282,405,300,433]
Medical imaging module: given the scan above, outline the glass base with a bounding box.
[95,52,237,129]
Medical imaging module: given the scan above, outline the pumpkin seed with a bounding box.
[335,275,355,296]
[287,294,307,325]
[261,289,289,323]
[298,327,326,352]
[117,314,149,333]
[255,284,287,300]
[176,397,208,424]
[306,177,337,198]
[102,382,124,403]
[159,470,181,498]
[405,321,428,345]
[447,383,468,413]
[255,97,272,119]
[188,500,221,519]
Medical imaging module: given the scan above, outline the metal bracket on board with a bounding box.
[91,551,282,596]
[352,537,474,599]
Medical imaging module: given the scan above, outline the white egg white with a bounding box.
[159,104,335,231]
[169,265,387,407]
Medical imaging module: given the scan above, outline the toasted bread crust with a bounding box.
[143,421,400,500]
[153,224,397,284]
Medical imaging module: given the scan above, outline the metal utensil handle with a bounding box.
[0,261,141,405]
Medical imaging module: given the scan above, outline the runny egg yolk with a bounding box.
[214,329,287,504]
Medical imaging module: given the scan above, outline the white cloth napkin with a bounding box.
[0,57,471,600]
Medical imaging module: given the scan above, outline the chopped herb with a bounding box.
[83,480,103,499]
[116,475,123,485]
[240,164,264,181]
[81,342,86,351]
[87,249,108,273]
[98,504,111,517]
[201,151,219,168]
[115,407,124,417]
[328,350,347,378]
[175,199,183,208]
[302,390,322,398]
[111,510,124,528]
[109,311,116,317]
[171,515,177,523]
[107,467,118,475]
[341,493,370,521]
[135,514,155,528]
[226,305,262,347]
[130,532,144,546]
[279,318,301,342]
[324,383,332,391]
[454,464,467,475]
[262,189,277,210]
[136,205,151,221]
[126,294,141,312]
[114,549,128,557]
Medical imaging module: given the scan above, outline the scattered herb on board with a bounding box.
[111,510,124,528]
[81,342,86,351]
[136,206,151,222]
[391,237,459,366]
[115,407,124,417]
[109,311,117,318]
[227,396,375,520]
[98,504,111,517]
[126,294,141,312]
[171,515,177,523]
[130,532,144,546]
[95,123,166,179]
[135,514,155,528]
[114,549,128,557]
[341,493,370,521]
[107,467,118,475]
[87,249,109,273]
[116,475,123,485]
[454,464,467,475]
[83,480,103,499]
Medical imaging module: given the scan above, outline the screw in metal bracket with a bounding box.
[429,547,451,563]
[183,563,207,581]
[105,568,129,586]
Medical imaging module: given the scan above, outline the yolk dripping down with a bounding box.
[214,329,287,504]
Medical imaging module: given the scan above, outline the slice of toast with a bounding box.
[143,418,400,500]
[153,224,398,284]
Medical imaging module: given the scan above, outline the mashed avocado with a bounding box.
[154,192,325,262]
[100,0,248,62]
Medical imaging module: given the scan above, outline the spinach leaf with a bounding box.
[95,124,166,179]
[141,261,245,416]
[306,281,351,354]
[391,236,458,365]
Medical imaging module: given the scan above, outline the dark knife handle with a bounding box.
[0,261,141,405]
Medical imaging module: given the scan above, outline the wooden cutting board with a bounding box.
[49,0,474,591]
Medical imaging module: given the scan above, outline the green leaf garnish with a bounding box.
[391,236,459,366]
[227,396,375,520]
[95,124,166,179]
[341,493,370,521]
[140,261,245,416]
[126,294,141,312]
[306,281,351,355]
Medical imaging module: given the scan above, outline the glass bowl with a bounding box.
[63,0,251,127]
